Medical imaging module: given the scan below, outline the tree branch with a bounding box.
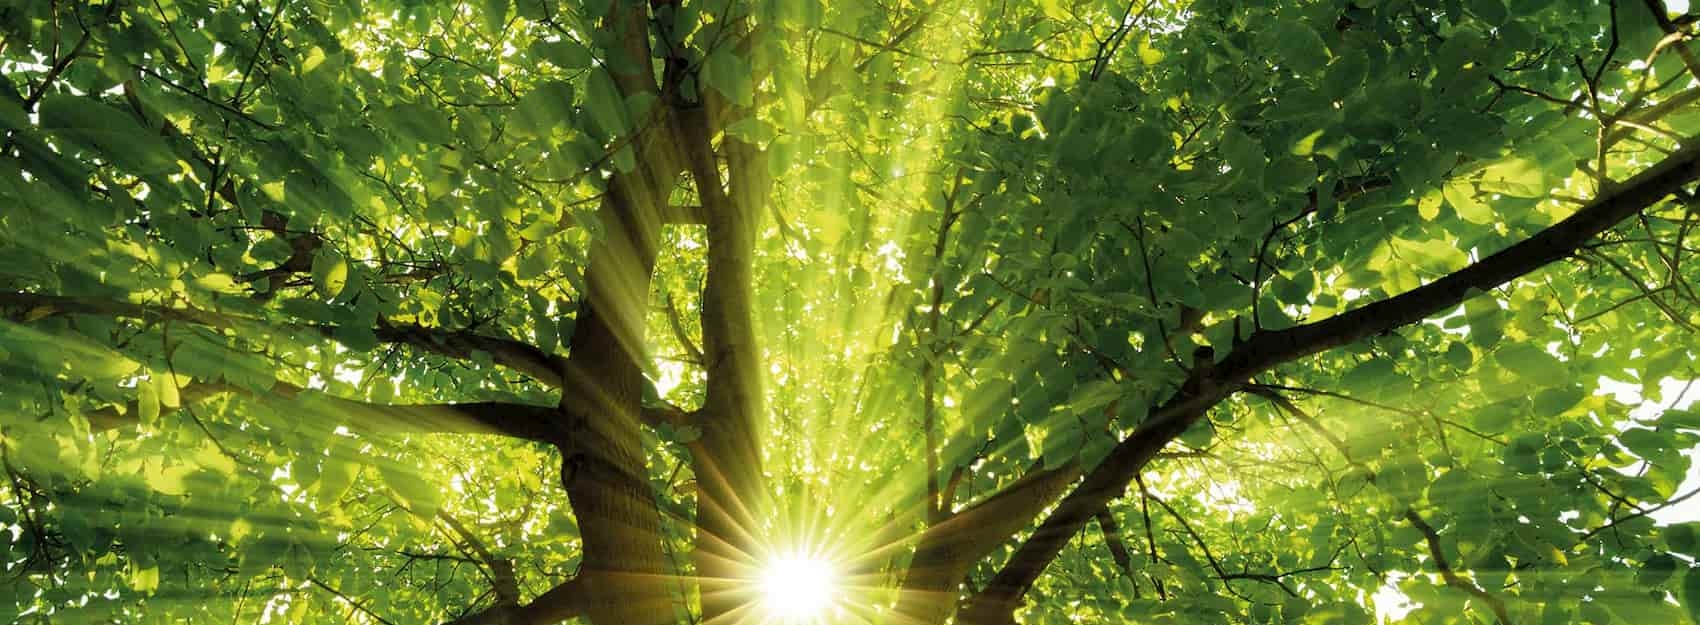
[0,292,568,387]
[436,511,521,606]
[1404,508,1513,625]
[896,460,1083,624]
[953,139,1700,624]
[1642,0,1700,83]
[78,378,563,444]
[663,296,704,365]
[1094,509,1135,578]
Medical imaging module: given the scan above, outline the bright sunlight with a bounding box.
[757,553,841,623]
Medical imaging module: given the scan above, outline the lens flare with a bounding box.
[758,552,840,623]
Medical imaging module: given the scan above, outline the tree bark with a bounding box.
[545,3,689,623]
[556,175,673,625]
[895,461,1082,624]
[74,378,562,443]
[681,106,770,623]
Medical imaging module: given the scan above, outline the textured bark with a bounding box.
[952,138,1700,624]
[545,3,688,623]
[557,175,673,625]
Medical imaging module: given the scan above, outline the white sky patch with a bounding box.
[875,241,906,278]
[653,359,686,397]
[333,366,365,387]
[1596,376,1700,524]
[1373,571,1418,623]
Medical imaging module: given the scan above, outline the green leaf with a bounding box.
[1445,342,1474,370]
[311,247,349,299]
[1494,344,1565,381]
[1265,155,1316,191]
[128,561,161,594]
[1683,567,1700,623]
[1504,433,1544,473]
[1178,420,1213,448]
[1639,553,1679,587]
[380,462,441,518]
[1444,180,1493,225]
[137,377,161,427]
[533,38,593,70]
[1666,524,1699,553]
[1220,127,1265,186]
[251,236,295,264]
[1580,600,1613,625]
[1661,408,1700,431]
[156,373,180,409]
[1269,20,1330,74]
[1473,402,1518,433]
[481,0,509,33]
[1468,0,1508,25]
[315,454,357,509]
[1417,190,1443,220]
[387,102,454,146]
[1531,385,1583,416]
[1340,358,1395,394]
[583,68,628,137]
[1477,158,1548,198]
[1464,295,1506,347]
[1136,37,1163,65]
[702,47,753,107]
[515,80,575,136]
[37,94,178,176]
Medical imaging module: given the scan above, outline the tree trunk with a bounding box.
[558,175,674,625]
[685,114,769,624]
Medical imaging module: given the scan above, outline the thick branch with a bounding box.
[663,296,704,365]
[680,96,770,622]
[0,292,567,387]
[599,0,660,99]
[663,203,709,225]
[549,4,679,619]
[79,379,562,444]
[896,461,1083,625]
[953,139,1700,623]
[640,401,696,428]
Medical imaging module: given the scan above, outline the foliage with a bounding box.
[1,0,1700,624]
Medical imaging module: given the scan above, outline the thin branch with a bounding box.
[310,577,402,625]
[1404,508,1513,625]
[440,577,586,625]
[664,296,704,365]
[1642,0,1700,83]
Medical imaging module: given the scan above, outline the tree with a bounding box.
[2,0,1700,623]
